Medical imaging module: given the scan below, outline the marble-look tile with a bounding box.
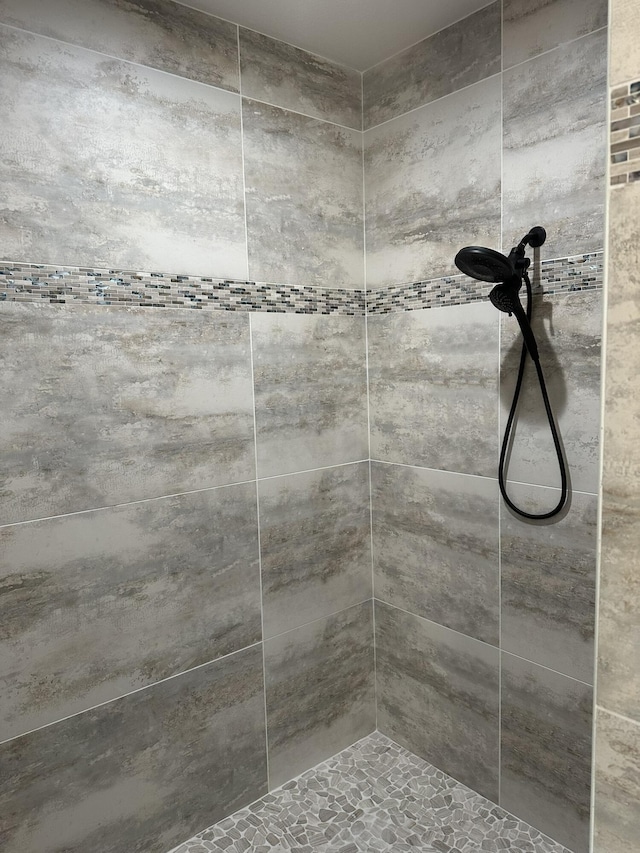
[503,0,608,70]
[368,302,499,477]
[363,2,500,129]
[264,602,375,787]
[500,291,602,493]
[259,463,371,638]
[251,313,368,478]
[502,30,607,259]
[599,183,640,722]
[611,0,640,86]
[242,99,363,289]
[0,26,247,276]
[239,29,361,129]
[0,0,239,91]
[0,646,267,853]
[371,463,499,644]
[0,304,254,523]
[364,75,501,287]
[501,654,593,853]
[0,484,260,742]
[501,485,597,685]
[594,709,640,853]
[375,600,500,801]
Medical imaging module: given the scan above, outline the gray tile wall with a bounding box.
[0,4,373,850]
[364,6,605,853]
[595,3,640,846]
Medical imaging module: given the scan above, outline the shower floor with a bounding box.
[171,731,570,853]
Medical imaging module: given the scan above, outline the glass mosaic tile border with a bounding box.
[366,251,604,314]
[0,252,602,318]
[610,80,640,186]
[0,262,365,316]
[169,731,571,853]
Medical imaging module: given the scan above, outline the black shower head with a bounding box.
[489,282,517,313]
[454,246,515,283]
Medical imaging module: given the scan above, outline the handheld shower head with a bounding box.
[454,246,514,283]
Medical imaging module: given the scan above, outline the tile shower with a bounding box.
[0,2,612,853]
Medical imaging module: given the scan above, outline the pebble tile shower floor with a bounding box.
[170,732,571,853]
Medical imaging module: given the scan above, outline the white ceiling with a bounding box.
[183,0,492,71]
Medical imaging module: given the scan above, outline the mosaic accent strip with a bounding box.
[366,252,604,314]
[169,731,572,853]
[0,262,365,316]
[610,81,640,186]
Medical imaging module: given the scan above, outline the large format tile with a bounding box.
[363,2,500,129]
[501,485,597,684]
[368,303,499,476]
[0,26,246,276]
[375,600,500,801]
[502,30,607,259]
[239,29,361,129]
[372,463,499,644]
[500,291,602,493]
[503,0,608,70]
[594,709,640,853]
[243,99,363,288]
[0,646,267,853]
[364,75,501,287]
[252,313,368,477]
[264,602,375,787]
[501,654,593,853]
[0,483,260,741]
[610,0,639,86]
[0,304,254,524]
[599,183,640,722]
[0,0,239,91]
[259,463,371,638]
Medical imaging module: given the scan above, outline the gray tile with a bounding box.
[242,99,363,289]
[500,291,602,493]
[0,304,254,523]
[0,483,261,742]
[501,654,593,853]
[363,2,500,129]
[364,75,501,287]
[0,26,247,276]
[503,0,608,70]
[259,463,371,638]
[239,28,361,129]
[252,313,368,478]
[502,30,608,259]
[594,709,640,853]
[368,303,499,477]
[0,0,239,91]
[375,600,500,801]
[599,183,640,722]
[501,485,597,685]
[0,646,267,853]
[264,602,375,787]
[372,463,499,644]
[611,0,640,86]
[174,731,573,853]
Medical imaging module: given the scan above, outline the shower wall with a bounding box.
[0,3,373,851]
[364,3,607,852]
[593,0,640,850]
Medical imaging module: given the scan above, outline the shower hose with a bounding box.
[500,271,568,520]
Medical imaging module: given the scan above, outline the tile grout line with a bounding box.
[375,597,595,688]
[248,313,270,792]
[237,23,251,284]
[595,705,640,729]
[0,460,371,531]
[0,641,263,749]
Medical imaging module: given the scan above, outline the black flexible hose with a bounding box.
[499,274,568,520]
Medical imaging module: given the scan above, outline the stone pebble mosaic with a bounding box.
[168,732,571,853]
